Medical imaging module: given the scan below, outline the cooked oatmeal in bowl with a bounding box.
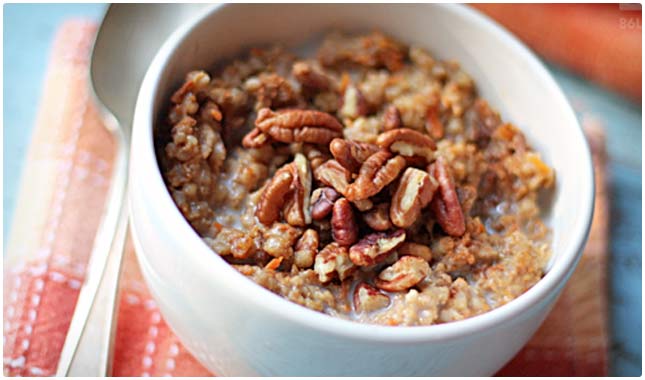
[156,31,555,327]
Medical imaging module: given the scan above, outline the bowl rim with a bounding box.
[131,3,595,342]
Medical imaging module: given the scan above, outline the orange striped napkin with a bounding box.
[3,20,608,377]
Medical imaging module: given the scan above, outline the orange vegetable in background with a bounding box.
[471,4,642,101]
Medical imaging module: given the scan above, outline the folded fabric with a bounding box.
[3,20,608,377]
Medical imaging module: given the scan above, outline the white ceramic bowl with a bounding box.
[129,4,594,376]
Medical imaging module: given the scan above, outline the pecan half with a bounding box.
[335,250,356,281]
[353,283,390,313]
[429,157,466,236]
[303,145,332,172]
[256,154,311,226]
[349,229,406,266]
[383,105,402,131]
[310,187,340,220]
[283,153,313,226]
[331,198,358,246]
[255,167,293,225]
[314,243,356,283]
[363,203,393,231]
[254,108,343,145]
[425,105,444,139]
[376,128,437,163]
[242,127,271,148]
[329,138,380,173]
[390,167,438,228]
[345,151,406,201]
[314,159,351,195]
[351,198,374,212]
[294,229,319,268]
[398,242,433,262]
[375,256,431,292]
[339,85,370,119]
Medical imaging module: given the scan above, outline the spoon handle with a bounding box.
[55,121,129,376]
[61,204,128,376]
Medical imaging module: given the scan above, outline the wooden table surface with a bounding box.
[2,4,641,376]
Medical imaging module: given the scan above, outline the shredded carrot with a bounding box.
[528,153,549,172]
[249,47,264,57]
[339,72,351,94]
[211,108,223,122]
[528,152,555,186]
[264,257,283,271]
[493,123,517,141]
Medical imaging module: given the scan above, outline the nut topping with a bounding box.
[311,187,341,220]
[287,153,313,226]
[349,229,406,266]
[334,248,357,281]
[253,108,343,145]
[353,283,390,313]
[425,106,444,139]
[345,151,406,201]
[390,167,438,228]
[351,198,374,212]
[314,242,356,283]
[314,159,352,195]
[242,127,270,148]
[363,203,393,231]
[339,85,370,119]
[294,229,319,268]
[429,157,466,236]
[376,128,437,163]
[383,105,402,131]
[329,138,380,173]
[331,198,358,246]
[375,256,431,292]
[255,167,293,225]
[303,145,332,171]
[161,31,556,327]
[256,154,312,227]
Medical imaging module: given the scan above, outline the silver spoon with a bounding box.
[55,4,207,376]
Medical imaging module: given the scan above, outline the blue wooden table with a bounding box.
[3,4,641,376]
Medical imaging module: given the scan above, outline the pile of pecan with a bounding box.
[242,106,466,310]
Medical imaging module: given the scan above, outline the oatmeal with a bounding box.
[157,32,555,326]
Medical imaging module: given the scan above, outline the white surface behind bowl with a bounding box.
[129,4,594,376]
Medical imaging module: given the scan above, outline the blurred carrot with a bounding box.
[471,4,642,101]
